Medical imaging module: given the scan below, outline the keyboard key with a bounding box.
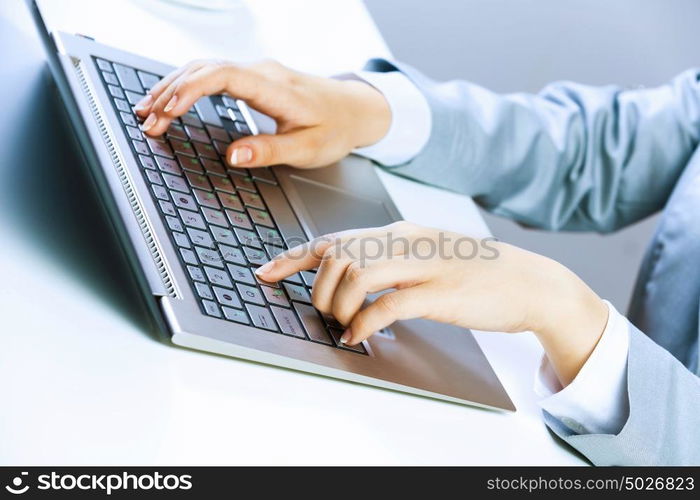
[211,226,238,247]
[95,58,113,72]
[185,125,210,144]
[213,140,229,156]
[158,200,177,217]
[228,264,256,285]
[241,245,267,265]
[270,306,305,338]
[232,175,256,192]
[114,98,131,113]
[248,208,274,228]
[171,139,196,157]
[255,274,279,288]
[329,328,366,354]
[234,228,262,248]
[143,168,160,184]
[179,209,206,230]
[193,188,220,209]
[155,156,182,175]
[152,185,169,201]
[188,265,206,282]
[163,174,189,193]
[125,126,142,141]
[213,286,242,308]
[147,138,174,158]
[219,244,246,265]
[204,266,233,288]
[194,97,224,126]
[235,121,251,135]
[102,71,118,86]
[187,228,214,248]
[223,306,250,324]
[206,124,230,142]
[166,215,183,232]
[167,123,188,140]
[218,192,243,211]
[173,230,190,248]
[227,210,253,230]
[195,282,214,300]
[139,155,156,170]
[202,207,227,227]
[264,244,285,259]
[108,84,124,99]
[293,302,333,345]
[201,158,226,176]
[262,286,289,307]
[113,63,144,93]
[245,304,277,331]
[284,283,311,303]
[132,139,150,156]
[202,299,222,318]
[177,154,204,173]
[137,70,160,90]
[257,227,284,246]
[124,90,144,106]
[237,284,265,306]
[301,271,317,287]
[210,175,235,193]
[172,192,196,210]
[180,248,198,265]
[195,246,224,268]
[239,191,265,210]
[181,111,203,127]
[120,111,137,127]
[185,171,212,191]
[251,167,277,185]
[283,273,304,285]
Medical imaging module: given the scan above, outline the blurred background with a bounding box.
[365,0,700,312]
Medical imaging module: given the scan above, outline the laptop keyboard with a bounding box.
[94,57,366,355]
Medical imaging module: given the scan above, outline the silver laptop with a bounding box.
[28,0,514,411]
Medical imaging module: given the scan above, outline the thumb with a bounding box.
[226,130,319,168]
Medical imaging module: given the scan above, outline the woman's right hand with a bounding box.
[133,59,391,169]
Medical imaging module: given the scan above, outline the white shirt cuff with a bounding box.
[534,300,630,435]
[337,70,431,166]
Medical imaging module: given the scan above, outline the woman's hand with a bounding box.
[255,222,609,386]
[133,59,391,169]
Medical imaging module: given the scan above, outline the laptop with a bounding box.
[27,0,514,411]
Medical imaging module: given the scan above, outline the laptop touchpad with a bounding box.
[289,176,394,235]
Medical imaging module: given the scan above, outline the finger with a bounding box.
[226,128,323,168]
[330,258,429,326]
[133,64,193,117]
[343,287,429,345]
[255,233,337,281]
[255,227,380,282]
[145,65,208,136]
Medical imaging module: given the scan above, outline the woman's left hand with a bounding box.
[255,221,609,386]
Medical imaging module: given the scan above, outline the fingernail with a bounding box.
[229,146,252,165]
[134,94,153,111]
[255,260,275,275]
[140,113,157,132]
[164,94,178,113]
[340,329,351,344]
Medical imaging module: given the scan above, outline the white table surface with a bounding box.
[0,0,584,465]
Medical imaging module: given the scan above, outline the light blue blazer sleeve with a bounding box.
[363,59,700,465]
[365,59,700,232]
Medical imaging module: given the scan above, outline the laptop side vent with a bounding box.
[72,58,178,298]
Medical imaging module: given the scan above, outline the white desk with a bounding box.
[0,0,584,465]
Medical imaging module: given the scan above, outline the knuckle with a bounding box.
[375,293,399,315]
[344,261,364,284]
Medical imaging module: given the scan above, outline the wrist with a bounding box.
[530,259,609,386]
[340,80,391,148]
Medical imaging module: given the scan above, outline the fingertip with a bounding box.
[228,145,253,166]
